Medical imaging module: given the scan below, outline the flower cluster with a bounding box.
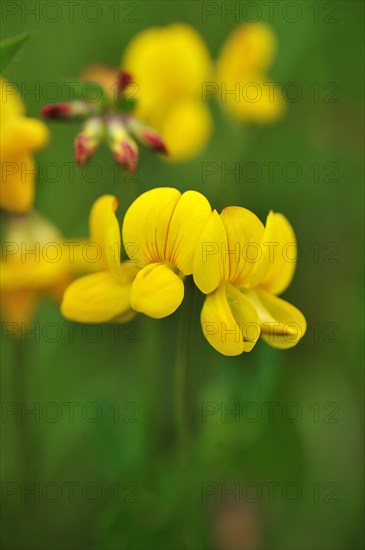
[61,188,306,356]
[122,22,285,161]
[40,68,167,173]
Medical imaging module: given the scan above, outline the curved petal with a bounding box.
[219,75,286,124]
[130,263,184,319]
[122,23,212,106]
[0,154,35,213]
[216,23,277,82]
[201,283,260,356]
[61,270,133,323]
[243,287,306,349]
[122,187,181,266]
[1,117,49,156]
[160,100,212,162]
[0,78,24,121]
[193,210,229,294]
[251,211,297,295]
[89,195,122,279]
[220,206,265,285]
[166,190,212,275]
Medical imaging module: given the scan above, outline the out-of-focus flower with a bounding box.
[215,23,286,123]
[122,187,212,318]
[40,66,167,172]
[193,207,306,356]
[0,212,91,326]
[122,23,213,162]
[61,195,138,323]
[0,77,49,213]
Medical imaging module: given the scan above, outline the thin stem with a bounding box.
[174,277,194,469]
[12,340,37,514]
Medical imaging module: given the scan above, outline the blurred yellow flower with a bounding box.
[193,207,306,356]
[61,195,137,323]
[215,23,286,123]
[0,212,90,326]
[122,23,213,162]
[122,187,211,318]
[0,77,49,213]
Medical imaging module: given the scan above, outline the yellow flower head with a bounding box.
[1,212,78,325]
[193,207,306,356]
[0,77,49,213]
[61,195,137,323]
[122,23,213,161]
[122,187,212,318]
[215,23,286,123]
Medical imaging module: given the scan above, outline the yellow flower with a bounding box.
[0,212,87,326]
[0,77,49,213]
[122,187,212,318]
[61,195,137,323]
[215,23,286,123]
[193,207,306,356]
[122,23,213,162]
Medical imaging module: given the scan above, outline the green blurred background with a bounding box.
[1,1,364,549]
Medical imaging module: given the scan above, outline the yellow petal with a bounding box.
[0,154,35,213]
[122,23,212,105]
[201,282,260,356]
[1,117,49,156]
[160,100,212,162]
[253,211,297,295]
[61,270,133,323]
[193,210,229,294]
[217,23,277,81]
[243,287,306,349]
[0,78,24,122]
[219,75,286,124]
[1,255,66,290]
[130,263,184,319]
[166,190,212,274]
[220,206,265,285]
[122,187,181,266]
[89,195,122,279]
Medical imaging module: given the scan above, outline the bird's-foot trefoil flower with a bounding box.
[61,195,138,323]
[193,207,306,356]
[215,23,286,123]
[122,187,212,318]
[122,23,213,162]
[0,77,49,213]
[0,212,91,326]
[41,67,167,172]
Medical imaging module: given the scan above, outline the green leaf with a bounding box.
[0,31,31,73]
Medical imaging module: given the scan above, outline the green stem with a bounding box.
[174,277,194,469]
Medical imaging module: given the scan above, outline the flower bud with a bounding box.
[116,71,133,94]
[41,101,94,120]
[126,118,168,154]
[107,117,138,173]
[74,117,104,166]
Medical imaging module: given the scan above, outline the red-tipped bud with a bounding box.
[107,117,139,173]
[41,101,94,120]
[125,118,168,154]
[74,117,104,166]
[116,71,133,94]
[140,129,168,154]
